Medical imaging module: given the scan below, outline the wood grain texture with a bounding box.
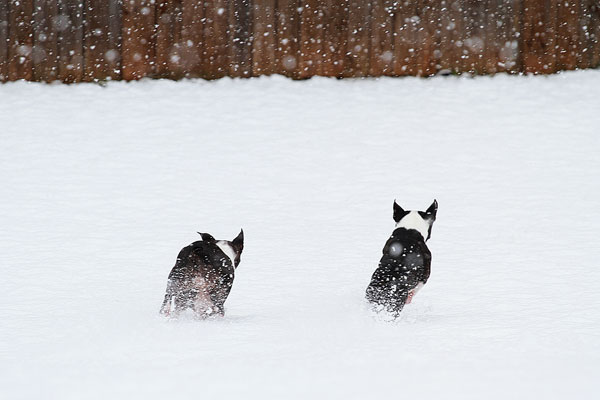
[393,1,418,75]
[521,0,557,74]
[156,0,184,78]
[181,0,203,77]
[122,0,155,80]
[229,0,252,77]
[369,0,393,75]
[252,0,277,75]
[57,0,84,82]
[556,0,581,70]
[33,0,58,82]
[203,0,230,78]
[84,0,121,81]
[298,0,322,77]
[345,0,370,77]
[8,0,34,80]
[277,0,300,77]
[0,0,10,81]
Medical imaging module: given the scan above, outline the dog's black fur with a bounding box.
[366,200,437,315]
[160,230,244,318]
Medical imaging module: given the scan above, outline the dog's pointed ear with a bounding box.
[425,199,438,219]
[393,200,406,223]
[232,229,244,249]
[198,232,216,242]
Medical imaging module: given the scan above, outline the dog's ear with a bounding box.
[232,229,244,250]
[198,232,216,242]
[393,200,407,223]
[425,199,438,219]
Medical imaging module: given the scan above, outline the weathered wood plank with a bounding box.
[107,0,122,79]
[488,0,521,74]
[253,0,277,75]
[556,0,581,71]
[122,0,155,80]
[156,0,184,78]
[32,0,58,82]
[345,0,370,77]
[57,0,84,82]
[460,0,487,74]
[369,0,393,76]
[299,0,322,77]
[437,0,461,73]
[180,0,203,78]
[0,0,10,81]
[320,0,348,77]
[277,0,300,77]
[229,0,252,77]
[418,0,439,76]
[8,0,34,80]
[393,1,418,76]
[590,0,600,67]
[521,0,558,74]
[203,0,230,79]
[84,0,121,81]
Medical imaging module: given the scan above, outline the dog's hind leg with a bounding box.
[160,280,175,316]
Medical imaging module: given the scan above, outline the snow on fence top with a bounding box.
[0,0,599,82]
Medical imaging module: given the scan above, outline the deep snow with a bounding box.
[1,72,599,399]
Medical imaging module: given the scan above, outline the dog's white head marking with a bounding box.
[396,211,431,241]
[216,241,237,266]
[393,200,438,241]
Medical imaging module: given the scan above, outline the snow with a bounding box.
[1,71,599,399]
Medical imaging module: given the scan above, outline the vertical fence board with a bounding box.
[321,0,348,76]
[591,0,600,67]
[393,1,418,75]
[229,0,252,77]
[181,0,203,78]
[461,0,487,73]
[370,0,393,75]
[1,1,10,81]
[437,0,460,73]
[33,0,58,81]
[253,0,277,75]
[489,0,521,73]
[122,0,155,80]
[203,0,230,78]
[107,0,122,79]
[83,0,116,81]
[579,0,593,69]
[8,0,33,80]
[299,0,322,77]
[345,0,370,76]
[277,0,300,77]
[57,0,84,82]
[521,0,557,73]
[419,0,440,75]
[156,0,184,78]
[557,0,581,70]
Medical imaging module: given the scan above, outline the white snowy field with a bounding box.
[1,71,599,399]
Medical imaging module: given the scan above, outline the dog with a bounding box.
[160,230,244,318]
[366,200,437,315]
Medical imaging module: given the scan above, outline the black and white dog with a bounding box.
[366,200,437,315]
[160,230,244,318]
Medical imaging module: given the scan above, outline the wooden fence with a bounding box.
[0,1,599,82]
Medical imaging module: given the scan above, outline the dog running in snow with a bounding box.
[366,200,437,315]
[160,230,244,318]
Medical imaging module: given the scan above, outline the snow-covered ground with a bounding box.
[1,71,599,399]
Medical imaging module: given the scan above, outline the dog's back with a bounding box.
[366,228,431,314]
[160,240,235,317]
